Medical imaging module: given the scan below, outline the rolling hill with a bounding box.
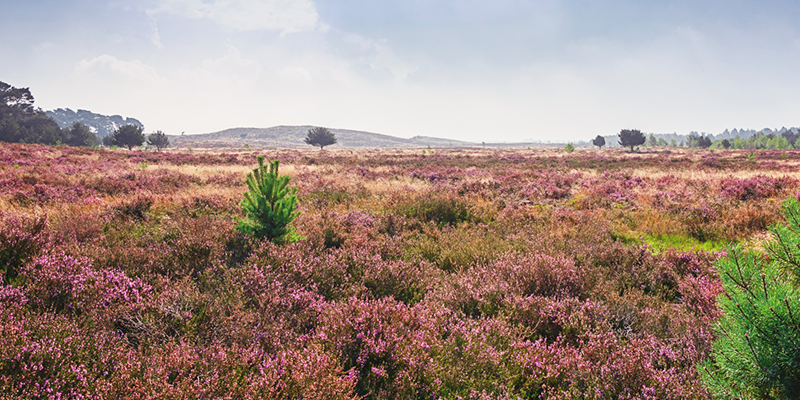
[170,126,478,149]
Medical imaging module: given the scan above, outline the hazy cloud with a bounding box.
[343,33,416,82]
[279,66,312,82]
[34,42,55,52]
[148,16,163,48]
[146,0,326,33]
[75,55,163,83]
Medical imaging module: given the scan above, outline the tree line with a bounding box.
[591,129,800,152]
[0,81,96,146]
[1,81,169,150]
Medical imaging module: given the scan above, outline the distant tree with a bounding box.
[0,119,23,143]
[698,136,712,149]
[720,139,731,149]
[647,133,658,147]
[147,130,170,151]
[65,122,96,147]
[591,135,605,148]
[304,127,337,149]
[618,129,646,152]
[0,81,36,117]
[102,135,114,147]
[782,130,800,147]
[109,124,145,150]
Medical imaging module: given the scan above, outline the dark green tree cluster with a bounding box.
[236,157,302,244]
[686,133,713,149]
[715,132,795,150]
[103,125,145,150]
[593,128,800,151]
[0,81,96,146]
[700,197,800,398]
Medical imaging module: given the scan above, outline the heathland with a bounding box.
[1,143,798,398]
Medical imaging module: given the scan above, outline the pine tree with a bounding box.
[618,129,646,152]
[304,127,337,149]
[236,157,302,244]
[592,135,605,148]
[147,130,170,151]
[700,197,800,398]
[109,124,145,150]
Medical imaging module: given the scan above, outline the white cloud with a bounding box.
[343,33,417,82]
[75,55,163,83]
[146,0,326,34]
[279,66,311,82]
[34,42,55,52]
[148,16,163,48]
[201,46,260,71]
[198,45,263,85]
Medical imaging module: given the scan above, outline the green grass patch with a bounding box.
[644,233,727,253]
[612,230,728,253]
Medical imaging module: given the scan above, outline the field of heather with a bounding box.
[3,142,800,399]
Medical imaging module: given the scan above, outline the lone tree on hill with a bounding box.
[109,124,145,150]
[304,127,337,149]
[618,129,646,152]
[147,130,170,151]
[592,135,605,148]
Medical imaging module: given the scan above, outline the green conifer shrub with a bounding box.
[235,157,302,243]
[700,197,800,398]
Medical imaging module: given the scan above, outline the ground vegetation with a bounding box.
[1,143,799,398]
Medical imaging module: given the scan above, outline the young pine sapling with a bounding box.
[236,156,302,244]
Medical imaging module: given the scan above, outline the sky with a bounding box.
[1,0,799,142]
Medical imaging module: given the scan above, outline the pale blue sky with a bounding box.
[1,0,799,142]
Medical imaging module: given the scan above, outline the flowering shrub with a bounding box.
[2,142,799,398]
[0,212,47,282]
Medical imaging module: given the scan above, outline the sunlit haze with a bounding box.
[2,0,799,142]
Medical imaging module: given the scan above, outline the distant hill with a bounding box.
[45,108,144,138]
[170,126,479,149]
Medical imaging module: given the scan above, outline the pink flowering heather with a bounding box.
[1,142,797,398]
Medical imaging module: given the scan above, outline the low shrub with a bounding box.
[0,212,47,283]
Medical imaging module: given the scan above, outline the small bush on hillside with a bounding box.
[236,157,302,244]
